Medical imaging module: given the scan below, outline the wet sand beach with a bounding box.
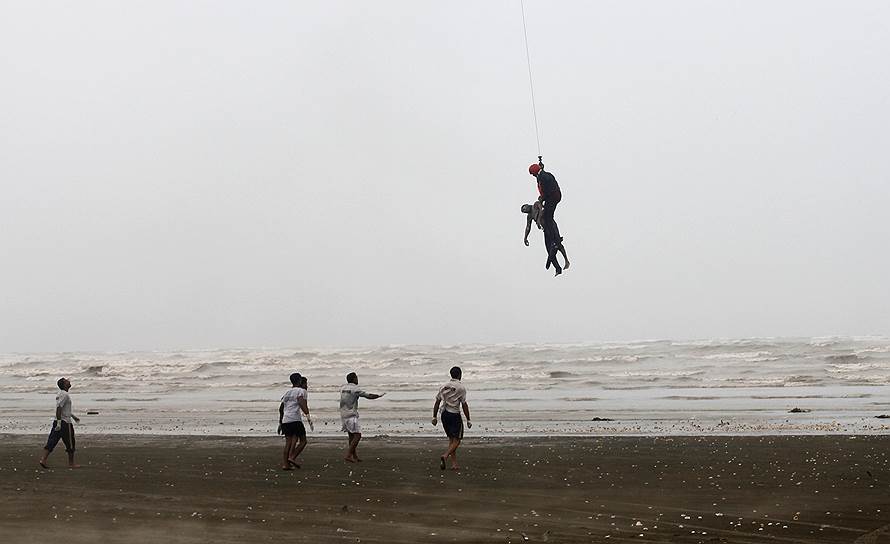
[1,435,888,543]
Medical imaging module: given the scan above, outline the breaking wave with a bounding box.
[0,337,888,394]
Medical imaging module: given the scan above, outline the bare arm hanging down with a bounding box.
[432,398,441,425]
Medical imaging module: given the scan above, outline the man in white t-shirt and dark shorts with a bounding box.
[278,372,311,470]
[432,366,471,471]
[339,372,385,463]
[39,378,81,469]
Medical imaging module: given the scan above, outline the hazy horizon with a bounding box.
[5,334,890,356]
[2,1,888,352]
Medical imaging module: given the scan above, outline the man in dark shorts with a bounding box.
[38,378,81,469]
[529,162,566,276]
[432,366,471,470]
[278,372,310,470]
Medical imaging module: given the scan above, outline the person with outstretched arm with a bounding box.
[432,366,471,471]
[339,372,385,463]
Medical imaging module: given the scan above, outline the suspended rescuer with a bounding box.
[529,161,568,276]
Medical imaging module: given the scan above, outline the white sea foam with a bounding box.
[1,337,889,435]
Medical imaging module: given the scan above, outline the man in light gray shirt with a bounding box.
[339,372,385,463]
[39,378,81,469]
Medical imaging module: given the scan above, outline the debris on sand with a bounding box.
[788,408,811,413]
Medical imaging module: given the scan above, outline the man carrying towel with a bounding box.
[38,378,80,469]
[432,366,472,470]
[339,372,385,463]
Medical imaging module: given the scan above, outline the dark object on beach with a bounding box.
[788,407,810,413]
[591,417,613,421]
[876,414,890,419]
[86,410,99,415]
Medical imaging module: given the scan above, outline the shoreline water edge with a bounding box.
[2,337,889,436]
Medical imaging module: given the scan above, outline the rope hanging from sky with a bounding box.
[520,0,542,158]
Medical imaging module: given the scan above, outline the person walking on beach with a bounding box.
[278,373,310,470]
[339,372,385,463]
[432,366,471,470]
[38,378,81,469]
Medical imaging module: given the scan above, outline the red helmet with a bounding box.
[528,163,541,176]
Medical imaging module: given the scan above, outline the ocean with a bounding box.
[2,337,889,436]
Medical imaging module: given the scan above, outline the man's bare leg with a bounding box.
[351,433,362,461]
[443,438,461,470]
[282,436,296,469]
[450,438,460,470]
[345,433,361,462]
[288,437,297,464]
[559,246,570,269]
[38,448,51,469]
[344,433,355,462]
[291,436,308,464]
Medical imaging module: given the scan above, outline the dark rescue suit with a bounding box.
[536,169,563,270]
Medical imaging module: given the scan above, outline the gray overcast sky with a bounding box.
[1,1,888,351]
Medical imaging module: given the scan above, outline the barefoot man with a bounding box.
[432,366,471,470]
[339,372,385,463]
[278,372,310,470]
[38,378,81,469]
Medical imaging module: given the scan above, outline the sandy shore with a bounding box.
[1,435,888,543]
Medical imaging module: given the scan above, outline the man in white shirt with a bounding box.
[278,372,311,470]
[432,366,472,471]
[339,372,385,463]
[38,378,81,469]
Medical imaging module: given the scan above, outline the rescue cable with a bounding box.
[520,0,542,160]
